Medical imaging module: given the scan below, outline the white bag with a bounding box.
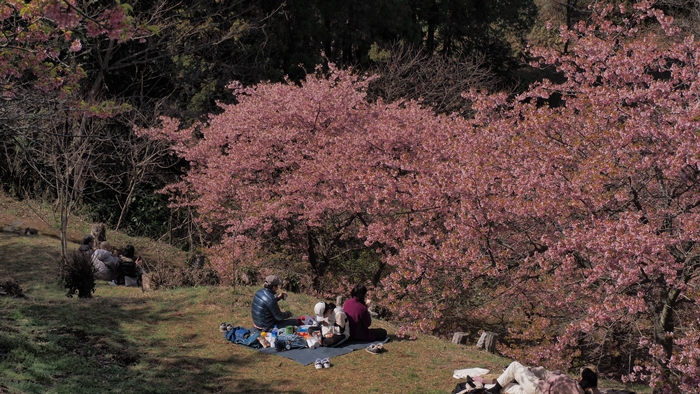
[306,337,321,349]
[453,368,490,380]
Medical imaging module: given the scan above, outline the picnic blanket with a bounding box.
[258,337,391,365]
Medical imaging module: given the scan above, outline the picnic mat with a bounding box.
[257,337,390,365]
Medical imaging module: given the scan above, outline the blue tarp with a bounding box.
[257,336,390,365]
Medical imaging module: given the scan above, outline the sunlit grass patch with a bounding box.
[0,197,649,393]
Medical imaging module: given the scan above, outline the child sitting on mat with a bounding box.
[314,302,350,347]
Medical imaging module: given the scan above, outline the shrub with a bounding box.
[0,277,24,297]
[142,258,219,290]
[60,252,95,298]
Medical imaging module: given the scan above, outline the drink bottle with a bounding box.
[269,325,278,348]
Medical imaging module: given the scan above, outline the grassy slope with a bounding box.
[0,196,645,394]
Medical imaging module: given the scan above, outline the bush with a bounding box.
[0,277,24,297]
[142,258,219,290]
[60,252,95,298]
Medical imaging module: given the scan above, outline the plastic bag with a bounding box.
[306,337,321,349]
[297,315,317,326]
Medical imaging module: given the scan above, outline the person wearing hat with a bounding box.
[251,275,298,332]
[314,302,349,347]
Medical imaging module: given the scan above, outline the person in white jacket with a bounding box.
[91,241,119,281]
[315,302,350,347]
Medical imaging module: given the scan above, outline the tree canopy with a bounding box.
[3,1,700,392]
[141,3,700,391]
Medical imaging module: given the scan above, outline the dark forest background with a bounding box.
[2,0,699,250]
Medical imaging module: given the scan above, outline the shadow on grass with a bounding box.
[0,237,303,394]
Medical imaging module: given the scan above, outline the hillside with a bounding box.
[0,196,645,393]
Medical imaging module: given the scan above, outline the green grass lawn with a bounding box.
[0,197,646,394]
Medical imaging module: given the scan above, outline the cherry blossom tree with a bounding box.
[139,2,699,390]
[457,3,700,391]
[1,0,141,100]
[140,67,391,288]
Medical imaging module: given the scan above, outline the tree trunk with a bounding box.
[452,332,469,345]
[116,178,137,231]
[476,331,498,353]
[655,287,679,375]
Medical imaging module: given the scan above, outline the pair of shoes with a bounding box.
[314,358,332,369]
[365,343,385,354]
[219,323,227,332]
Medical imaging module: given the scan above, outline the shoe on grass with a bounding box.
[219,323,227,332]
[365,344,380,354]
[314,358,323,370]
[322,358,331,368]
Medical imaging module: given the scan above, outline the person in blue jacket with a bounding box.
[251,275,298,331]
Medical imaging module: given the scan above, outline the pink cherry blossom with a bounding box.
[139,2,699,390]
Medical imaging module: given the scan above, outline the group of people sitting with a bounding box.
[79,235,143,286]
[250,275,387,347]
[253,274,604,394]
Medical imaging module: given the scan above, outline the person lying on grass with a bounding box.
[251,275,298,332]
[485,361,600,394]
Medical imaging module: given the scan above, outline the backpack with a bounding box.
[224,326,261,348]
[118,259,139,277]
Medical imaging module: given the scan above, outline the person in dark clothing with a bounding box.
[251,275,297,331]
[344,283,387,341]
[114,245,143,286]
[78,235,95,255]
